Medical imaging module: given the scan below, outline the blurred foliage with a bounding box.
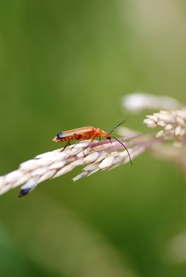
[1,0,186,276]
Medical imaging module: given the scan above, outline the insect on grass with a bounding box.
[53,119,132,165]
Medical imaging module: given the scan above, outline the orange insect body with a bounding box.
[53,126,111,143]
[53,119,132,165]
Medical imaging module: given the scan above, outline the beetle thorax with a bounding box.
[95,128,110,139]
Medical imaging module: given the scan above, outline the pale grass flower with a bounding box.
[122,92,186,175]
[144,110,186,146]
[122,92,183,113]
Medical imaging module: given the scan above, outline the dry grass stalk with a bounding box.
[0,136,156,197]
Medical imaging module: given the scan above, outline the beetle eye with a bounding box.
[56,132,63,139]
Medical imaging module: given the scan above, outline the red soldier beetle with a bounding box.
[53,119,132,165]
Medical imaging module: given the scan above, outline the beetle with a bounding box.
[53,119,132,164]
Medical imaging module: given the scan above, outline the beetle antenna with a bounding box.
[109,118,128,134]
[112,136,132,165]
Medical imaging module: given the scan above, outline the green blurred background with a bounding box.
[1,1,186,276]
